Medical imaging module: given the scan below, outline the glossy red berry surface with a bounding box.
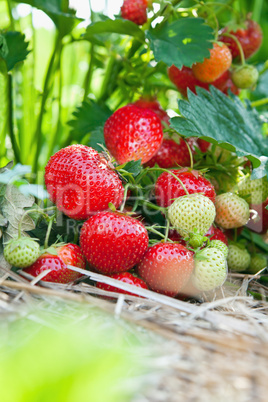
[137,243,194,297]
[168,65,210,97]
[205,225,228,246]
[155,169,216,208]
[145,138,191,168]
[219,19,263,60]
[80,212,149,275]
[96,272,148,297]
[121,0,148,25]
[23,244,86,284]
[45,145,124,220]
[104,105,163,164]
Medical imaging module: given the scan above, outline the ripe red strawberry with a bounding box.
[23,243,86,284]
[145,137,191,168]
[155,169,216,208]
[137,243,194,297]
[134,97,170,126]
[80,211,149,274]
[96,272,148,297]
[197,138,211,153]
[104,105,163,164]
[121,0,148,25]
[247,198,268,234]
[45,145,124,220]
[192,43,232,83]
[219,19,263,60]
[168,65,210,97]
[206,225,228,246]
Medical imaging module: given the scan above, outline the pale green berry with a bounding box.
[237,176,268,205]
[227,244,251,272]
[209,240,229,258]
[168,194,216,237]
[192,247,228,291]
[4,237,40,268]
[231,65,259,89]
[247,254,267,275]
[215,193,249,229]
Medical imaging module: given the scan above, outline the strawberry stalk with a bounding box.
[222,32,246,65]
[147,167,190,195]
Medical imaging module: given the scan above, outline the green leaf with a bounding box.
[1,185,35,241]
[0,164,31,184]
[170,87,268,178]
[13,0,79,36]
[84,18,145,43]
[0,34,9,59]
[146,18,214,69]
[1,32,30,71]
[68,100,112,142]
[121,160,142,177]
[88,128,105,152]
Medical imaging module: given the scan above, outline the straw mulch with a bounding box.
[1,264,268,402]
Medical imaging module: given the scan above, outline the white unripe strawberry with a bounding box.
[238,176,268,205]
[247,254,267,275]
[192,247,228,291]
[227,244,251,272]
[4,237,40,268]
[209,240,229,258]
[215,193,249,229]
[167,194,216,237]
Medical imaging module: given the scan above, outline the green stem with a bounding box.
[120,184,131,212]
[6,0,15,30]
[138,199,166,214]
[251,98,268,108]
[164,219,170,242]
[223,33,245,65]
[44,217,54,249]
[98,56,117,103]
[33,32,62,175]
[252,0,263,23]
[185,139,194,170]
[7,73,21,164]
[18,207,56,238]
[83,44,95,102]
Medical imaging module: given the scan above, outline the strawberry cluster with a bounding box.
[169,17,262,96]
[6,94,264,299]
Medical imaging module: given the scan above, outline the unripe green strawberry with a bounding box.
[209,240,229,258]
[227,244,251,272]
[215,193,250,229]
[238,176,268,205]
[168,194,216,237]
[247,254,267,275]
[231,65,259,89]
[192,247,228,291]
[4,237,40,268]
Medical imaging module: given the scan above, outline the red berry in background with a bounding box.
[134,97,170,126]
[137,243,194,297]
[192,43,232,83]
[80,211,149,275]
[219,19,263,60]
[247,198,268,234]
[168,65,239,97]
[104,105,163,164]
[155,169,216,208]
[23,244,86,284]
[145,137,191,169]
[205,225,228,246]
[45,145,124,220]
[168,65,210,97]
[121,0,148,26]
[197,138,211,153]
[212,70,240,95]
[96,272,148,297]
